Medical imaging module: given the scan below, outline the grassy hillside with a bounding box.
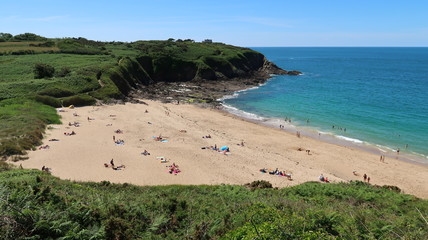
[0,33,273,157]
[0,165,427,239]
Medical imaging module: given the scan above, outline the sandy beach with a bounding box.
[17,100,428,199]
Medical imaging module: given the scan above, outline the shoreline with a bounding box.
[14,100,428,199]
[218,86,428,167]
[221,103,428,167]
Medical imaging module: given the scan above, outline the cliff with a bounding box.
[106,41,298,96]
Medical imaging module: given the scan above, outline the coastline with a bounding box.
[219,84,428,167]
[14,99,428,199]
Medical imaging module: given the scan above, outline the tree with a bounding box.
[0,32,13,42]
[13,33,47,41]
[34,63,55,79]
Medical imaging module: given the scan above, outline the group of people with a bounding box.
[363,173,371,183]
[332,125,346,132]
[260,168,293,180]
[167,163,181,174]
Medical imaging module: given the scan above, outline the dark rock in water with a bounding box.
[287,70,302,75]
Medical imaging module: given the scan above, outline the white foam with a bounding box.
[217,81,269,101]
[336,135,364,144]
[221,104,265,121]
[217,92,240,101]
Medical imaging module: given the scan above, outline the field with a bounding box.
[0,41,59,54]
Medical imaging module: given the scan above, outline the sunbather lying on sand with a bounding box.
[64,131,76,136]
[141,150,150,156]
[319,174,330,183]
[113,165,125,170]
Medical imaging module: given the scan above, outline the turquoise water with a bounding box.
[222,47,428,161]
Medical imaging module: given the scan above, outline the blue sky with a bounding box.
[1,0,428,46]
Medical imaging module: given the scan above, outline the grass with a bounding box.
[0,98,60,156]
[0,41,59,54]
[0,37,263,157]
[0,167,427,239]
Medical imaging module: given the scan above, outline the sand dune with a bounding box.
[18,100,428,198]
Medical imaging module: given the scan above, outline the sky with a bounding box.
[1,0,428,47]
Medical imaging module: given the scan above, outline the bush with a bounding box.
[32,95,62,107]
[246,180,273,190]
[55,67,71,77]
[37,87,74,98]
[62,94,96,106]
[13,33,47,41]
[34,63,55,79]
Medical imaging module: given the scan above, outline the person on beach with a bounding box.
[363,173,367,182]
[113,136,115,142]
[110,159,115,167]
[367,177,371,183]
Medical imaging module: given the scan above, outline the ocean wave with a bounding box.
[217,81,270,101]
[336,135,364,144]
[409,151,428,159]
[375,144,396,153]
[217,86,262,101]
[221,104,265,121]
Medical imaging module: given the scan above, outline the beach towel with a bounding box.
[161,140,168,142]
[220,146,229,151]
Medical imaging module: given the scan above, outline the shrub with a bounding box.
[34,63,55,79]
[13,33,47,41]
[62,94,96,106]
[37,87,74,98]
[32,95,62,107]
[246,180,273,190]
[56,67,71,77]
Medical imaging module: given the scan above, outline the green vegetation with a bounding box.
[0,98,60,156]
[0,33,269,157]
[0,33,427,239]
[0,167,426,239]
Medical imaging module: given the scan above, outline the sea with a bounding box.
[221,47,428,164]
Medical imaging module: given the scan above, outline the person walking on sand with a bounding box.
[367,177,371,183]
[363,173,367,182]
[110,158,115,167]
